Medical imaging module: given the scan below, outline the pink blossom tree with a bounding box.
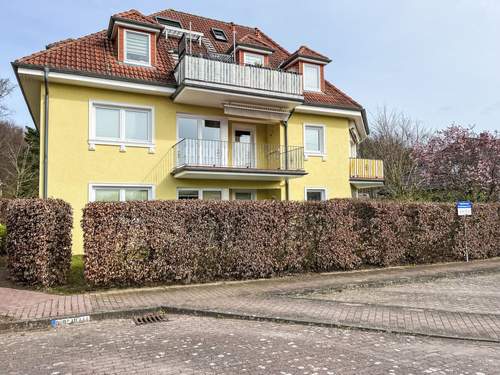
[414,125,499,202]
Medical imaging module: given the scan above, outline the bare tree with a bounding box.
[359,106,429,199]
[0,121,38,198]
[0,78,14,118]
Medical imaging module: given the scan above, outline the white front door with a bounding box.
[233,125,256,168]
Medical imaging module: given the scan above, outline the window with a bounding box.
[156,17,182,29]
[233,190,256,201]
[243,52,264,66]
[211,28,228,42]
[124,30,150,66]
[303,63,321,92]
[304,125,325,155]
[177,188,226,200]
[305,188,326,201]
[90,185,153,202]
[91,102,153,146]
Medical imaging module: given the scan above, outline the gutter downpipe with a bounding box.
[43,68,49,199]
[282,108,296,201]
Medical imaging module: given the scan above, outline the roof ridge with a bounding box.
[149,8,255,31]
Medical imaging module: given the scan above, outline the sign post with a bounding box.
[456,201,472,262]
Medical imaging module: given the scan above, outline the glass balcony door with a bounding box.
[233,125,256,168]
[177,116,228,167]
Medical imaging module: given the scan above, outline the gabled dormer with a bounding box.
[281,46,331,93]
[107,9,164,67]
[227,32,275,67]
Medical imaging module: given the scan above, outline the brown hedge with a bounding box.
[6,199,73,287]
[82,200,500,287]
[0,198,9,224]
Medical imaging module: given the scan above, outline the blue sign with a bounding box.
[456,201,472,208]
[456,201,472,216]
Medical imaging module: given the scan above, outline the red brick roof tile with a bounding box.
[14,8,362,110]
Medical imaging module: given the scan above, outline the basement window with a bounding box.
[211,28,228,42]
[305,188,326,201]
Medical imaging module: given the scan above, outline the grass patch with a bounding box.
[49,255,93,294]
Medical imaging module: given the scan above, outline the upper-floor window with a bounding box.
[156,17,182,29]
[243,52,264,66]
[303,63,321,92]
[211,28,228,42]
[124,30,150,66]
[304,124,325,155]
[91,102,153,146]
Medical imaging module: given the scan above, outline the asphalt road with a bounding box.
[1,315,498,375]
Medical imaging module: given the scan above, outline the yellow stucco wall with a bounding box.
[40,82,353,253]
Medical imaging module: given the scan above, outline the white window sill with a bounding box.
[123,59,152,68]
[304,153,327,161]
[88,140,155,153]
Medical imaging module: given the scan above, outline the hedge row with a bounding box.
[6,199,73,287]
[82,200,500,287]
[0,199,10,255]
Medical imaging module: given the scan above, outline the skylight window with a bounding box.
[211,28,228,42]
[156,17,182,29]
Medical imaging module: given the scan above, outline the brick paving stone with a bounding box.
[1,316,499,374]
[1,259,500,342]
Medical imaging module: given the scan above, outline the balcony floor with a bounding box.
[172,165,307,181]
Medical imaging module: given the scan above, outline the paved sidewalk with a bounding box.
[1,258,500,342]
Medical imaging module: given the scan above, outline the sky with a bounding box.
[1,0,499,132]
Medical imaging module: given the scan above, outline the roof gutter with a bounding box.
[42,67,49,199]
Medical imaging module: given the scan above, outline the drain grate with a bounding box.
[133,312,167,326]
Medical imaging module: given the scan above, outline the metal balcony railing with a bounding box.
[175,54,303,97]
[170,139,305,172]
[349,158,384,180]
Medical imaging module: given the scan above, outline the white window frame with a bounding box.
[303,63,321,92]
[176,188,229,200]
[303,123,326,158]
[243,52,265,66]
[89,100,155,151]
[88,183,155,202]
[124,29,151,67]
[304,187,327,201]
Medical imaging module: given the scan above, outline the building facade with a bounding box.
[13,9,384,253]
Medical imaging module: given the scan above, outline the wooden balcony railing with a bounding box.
[349,158,384,180]
[175,54,303,97]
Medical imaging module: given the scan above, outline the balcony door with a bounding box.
[177,115,228,167]
[233,124,256,168]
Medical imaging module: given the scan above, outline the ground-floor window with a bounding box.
[232,190,256,201]
[89,184,154,202]
[177,188,227,200]
[305,188,327,201]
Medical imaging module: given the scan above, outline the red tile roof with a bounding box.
[111,9,158,26]
[235,34,275,51]
[14,8,362,110]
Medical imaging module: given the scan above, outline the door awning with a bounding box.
[223,102,291,122]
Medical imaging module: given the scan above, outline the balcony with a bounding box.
[349,158,385,188]
[173,54,304,112]
[169,139,306,180]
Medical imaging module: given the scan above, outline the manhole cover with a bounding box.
[133,312,167,326]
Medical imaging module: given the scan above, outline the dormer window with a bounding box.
[303,63,321,92]
[243,52,264,66]
[124,30,151,66]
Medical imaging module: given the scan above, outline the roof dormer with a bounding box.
[107,9,163,67]
[227,34,275,67]
[281,46,331,93]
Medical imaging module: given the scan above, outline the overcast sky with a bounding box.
[1,0,499,132]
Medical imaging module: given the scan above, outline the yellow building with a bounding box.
[13,9,384,253]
